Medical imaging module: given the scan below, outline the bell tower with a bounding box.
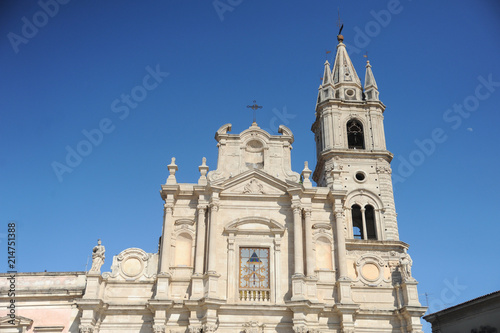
[311,32,427,332]
[312,32,399,241]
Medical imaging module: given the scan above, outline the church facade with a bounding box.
[0,34,427,332]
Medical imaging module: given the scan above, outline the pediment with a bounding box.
[217,169,289,196]
[224,216,285,236]
[0,315,33,326]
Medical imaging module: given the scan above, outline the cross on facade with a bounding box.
[246,100,263,124]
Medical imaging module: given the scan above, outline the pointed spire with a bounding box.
[331,33,363,101]
[364,60,380,101]
[322,60,332,85]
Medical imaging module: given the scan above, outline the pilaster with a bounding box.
[292,204,304,276]
[159,203,174,272]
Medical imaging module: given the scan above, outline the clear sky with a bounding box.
[1,1,499,331]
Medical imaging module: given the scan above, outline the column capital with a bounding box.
[334,208,344,218]
[303,207,312,217]
[291,204,302,214]
[197,205,207,213]
[209,202,219,211]
[164,203,174,213]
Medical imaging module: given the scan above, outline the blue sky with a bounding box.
[1,1,499,330]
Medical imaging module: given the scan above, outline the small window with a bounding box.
[347,119,365,149]
[355,172,366,182]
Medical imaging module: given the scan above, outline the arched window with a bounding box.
[174,233,193,266]
[351,204,363,239]
[351,204,378,240]
[347,119,365,149]
[315,237,333,270]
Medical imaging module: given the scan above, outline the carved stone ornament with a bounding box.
[376,165,392,174]
[152,325,165,333]
[243,179,264,194]
[202,324,217,332]
[243,321,265,333]
[354,254,389,285]
[312,223,332,230]
[293,326,315,333]
[102,248,157,281]
[79,325,94,333]
[188,326,202,333]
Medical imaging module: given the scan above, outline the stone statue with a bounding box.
[399,249,414,282]
[90,239,105,272]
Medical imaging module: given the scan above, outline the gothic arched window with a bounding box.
[347,119,365,149]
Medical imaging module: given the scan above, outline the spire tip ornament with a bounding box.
[246,100,263,124]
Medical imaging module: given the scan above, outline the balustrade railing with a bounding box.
[239,289,270,301]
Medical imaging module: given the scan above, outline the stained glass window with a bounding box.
[239,248,269,290]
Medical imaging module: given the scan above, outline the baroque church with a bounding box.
[0,33,427,332]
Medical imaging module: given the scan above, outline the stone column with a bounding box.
[292,205,304,276]
[207,202,219,274]
[360,207,368,240]
[160,203,174,272]
[194,205,207,275]
[303,208,315,277]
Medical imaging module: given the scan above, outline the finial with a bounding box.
[166,157,178,185]
[301,161,312,188]
[198,157,209,185]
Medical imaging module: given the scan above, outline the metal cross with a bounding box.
[246,100,263,124]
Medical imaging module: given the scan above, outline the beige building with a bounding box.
[424,290,500,333]
[0,33,427,332]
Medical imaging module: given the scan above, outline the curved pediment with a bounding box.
[224,216,285,236]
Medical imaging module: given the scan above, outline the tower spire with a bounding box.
[364,60,380,101]
[331,33,363,101]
